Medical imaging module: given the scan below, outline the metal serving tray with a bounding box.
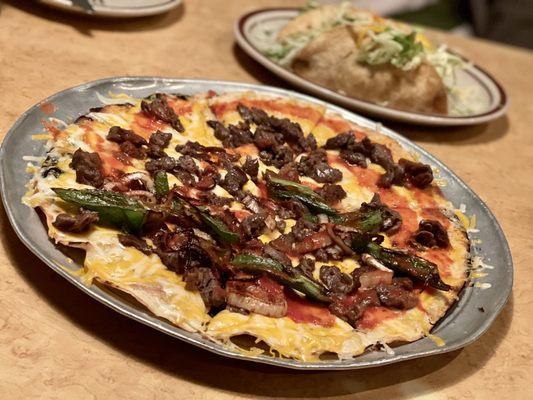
[0,77,513,370]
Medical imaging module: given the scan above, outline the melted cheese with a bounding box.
[80,229,209,332]
[207,310,369,361]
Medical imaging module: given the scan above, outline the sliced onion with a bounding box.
[326,225,355,256]
[361,253,392,272]
[359,270,393,289]
[293,231,333,254]
[334,225,359,233]
[103,181,124,191]
[128,190,156,205]
[122,171,154,192]
[242,194,261,213]
[317,214,329,224]
[103,172,155,193]
[226,291,287,318]
[264,214,276,230]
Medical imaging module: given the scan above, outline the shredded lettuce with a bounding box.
[358,30,424,70]
[301,0,319,13]
[262,2,373,66]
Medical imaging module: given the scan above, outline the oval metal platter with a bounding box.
[0,77,512,370]
[235,8,508,127]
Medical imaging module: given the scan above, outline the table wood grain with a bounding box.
[0,1,531,399]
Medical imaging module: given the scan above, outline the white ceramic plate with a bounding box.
[39,0,182,18]
[235,8,508,126]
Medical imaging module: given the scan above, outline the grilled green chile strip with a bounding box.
[52,188,147,232]
[173,194,240,245]
[350,234,451,291]
[154,171,169,199]
[199,211,240,244]
[303,209,386,232]
[266,176,337,216]
[232,254,330,303]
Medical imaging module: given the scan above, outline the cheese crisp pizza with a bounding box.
[23,91,469,361]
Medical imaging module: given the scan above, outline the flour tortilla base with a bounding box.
[24,91,469,362]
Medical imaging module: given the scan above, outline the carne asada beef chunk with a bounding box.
[175,141,204,158]
[206,120,253,148]
[145,156,178,173]
[241,213,267,239]
[277,199,309,219]
[253,125,284,149]
[363,139,404,188]
[269,232,296,255]
[197,191,233,207]
[263,244,292,268]
[147,130,172,159]
[340,149,367,167]
[291,217,319,241]
[237,104,316,152]
[314,245,344,262]
[237,103,269,125]
[377,163,403,188]
[149,130,172,147]
[227,121,254,147]
[324,131,368,167]
[259,145,294,168]
[175,140,239,163]
[412,219,450,248]
[297,256,315,278]
[70,148,104,187]
[272,118,311,152]
[278,162,300,182]
[221,165,248,194]
[324,133,412,187]
[242,156,259,178]
[360,193,402,233]
[376,283,418,309]
[118,233,152,255]
[293,230,333,255]
[120,141,146,159]
[319,265,354,294]
[315,183,346,204]
[146,145,168,159]
[324,131,357,150]
[176,155,199,175]
[170,155,200,186]
[52,208,99,233]
[302,133,318,152]
[329,289,380,327]
[107,126,148,147]
[152,229,188,251]
[184,267,226,309]
[391,277,414,290]
[296,149,342,183]
[174,170,196,187]
[141,96,184,132]
[195,166,219,191]
[157,234,212,274]
[399,158,434,188]
[206,120,229,143]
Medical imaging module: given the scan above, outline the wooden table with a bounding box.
[0,1,531,398]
